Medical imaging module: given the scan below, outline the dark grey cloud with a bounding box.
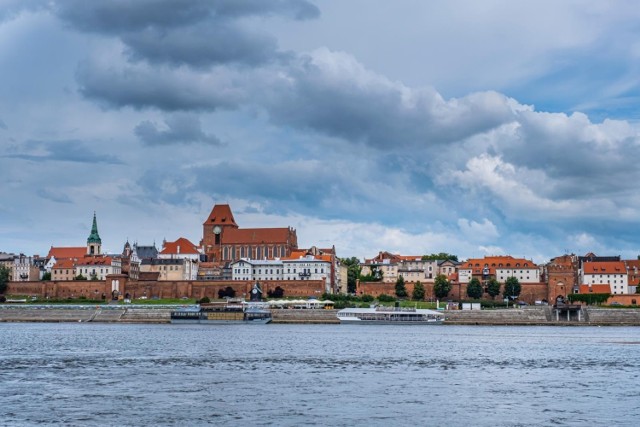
[135,114,222,146]
[122,22,281,68]
[54,0,316,69]
[211,0,320,20]
[3,140,122,164]
[54,0,318,34]
[263,50,517,149]
[76,60,243,111]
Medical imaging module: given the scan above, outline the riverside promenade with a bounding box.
[1,305,640,325]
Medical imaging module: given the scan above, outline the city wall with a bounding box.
[356,281,549,304]
[6,278,327,300]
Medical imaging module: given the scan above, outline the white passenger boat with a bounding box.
[337,306,444,324]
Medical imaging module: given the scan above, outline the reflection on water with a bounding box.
[1,323,638,426]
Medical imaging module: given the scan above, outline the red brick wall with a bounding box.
[7,281,112,299]
[357,280,549,303]
[7,279,326,300]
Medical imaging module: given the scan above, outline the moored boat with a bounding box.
[337,306,444,325]
[171,300,272,324]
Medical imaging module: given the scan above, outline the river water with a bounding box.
[0,323,638,426]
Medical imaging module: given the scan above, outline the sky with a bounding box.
[2,0,640,263]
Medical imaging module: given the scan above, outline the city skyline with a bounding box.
[2,1,640,263]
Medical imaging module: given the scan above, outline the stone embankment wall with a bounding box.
[2,306,640,325]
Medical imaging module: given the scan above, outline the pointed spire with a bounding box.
[87,211,102,244]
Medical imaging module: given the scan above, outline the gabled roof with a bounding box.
[141,258,185,266]
[461,256,537,275]
[579,284,611,293]
[582,261,627,274]
[53,259,76,269]
[203,204,238,227]
[47,247,86,259]
[133,244,158,259]
[283,252,333,262]
[160,237,199,255]
[75,256,114,266]
[438,259,461,266]
[624,260,640,286]
[222,227,294,244]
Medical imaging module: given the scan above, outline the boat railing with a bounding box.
[375,306,417,312]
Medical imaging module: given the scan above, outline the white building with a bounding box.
[231,255,332,293]
[580,261,629,295]
[496,267,541,283]
[75,257,122,281]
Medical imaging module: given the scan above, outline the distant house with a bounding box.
[230,255,332,293]
[75,256,122,281]
[45,247,86,273]
[459,256,540,284]
[580,261,628,295]
[159,237,201,261]
[52,258,77,281]
[140,258,197,281]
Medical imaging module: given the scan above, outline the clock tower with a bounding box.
[201,204,239,261]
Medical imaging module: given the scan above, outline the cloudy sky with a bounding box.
[2,0,640,263]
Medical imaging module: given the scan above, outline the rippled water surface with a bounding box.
[1,323,639,426]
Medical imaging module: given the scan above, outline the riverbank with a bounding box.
[1,305,640,325]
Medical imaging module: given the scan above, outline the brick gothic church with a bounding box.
[201,204,298,262]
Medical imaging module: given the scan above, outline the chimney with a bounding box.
[177,245,181,254]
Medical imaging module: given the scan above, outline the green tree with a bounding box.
[412,281,425,300]
[378,294,396,303]
[567,293,610,305]
[466,277,483,299]
[42,271,51,281]
[0,265,10,295]
[503,277,521,301]
[340,257,362,293]
[422,253,459,262]
[486,278,501,299]
[74,274,87,281]
[433,274,452,299]
[395,275,408,298]
[267,286,285,298]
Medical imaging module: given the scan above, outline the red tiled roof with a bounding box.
[582,261,626,275]
[76,256,113,266]
[282,253,332,262]
[47,247,86,259]
[624,259,640,268]
[462,256,537,275]
[53,259,76,269]
[579,284,611,293]
[222,227,293,244]
[160,237,199,255]
[203,204,238,227]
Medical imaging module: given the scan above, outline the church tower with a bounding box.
[87,212,102,256]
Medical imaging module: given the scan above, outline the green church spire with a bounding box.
[87,211,102,244]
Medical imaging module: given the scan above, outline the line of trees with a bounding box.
[0,265,10,295]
